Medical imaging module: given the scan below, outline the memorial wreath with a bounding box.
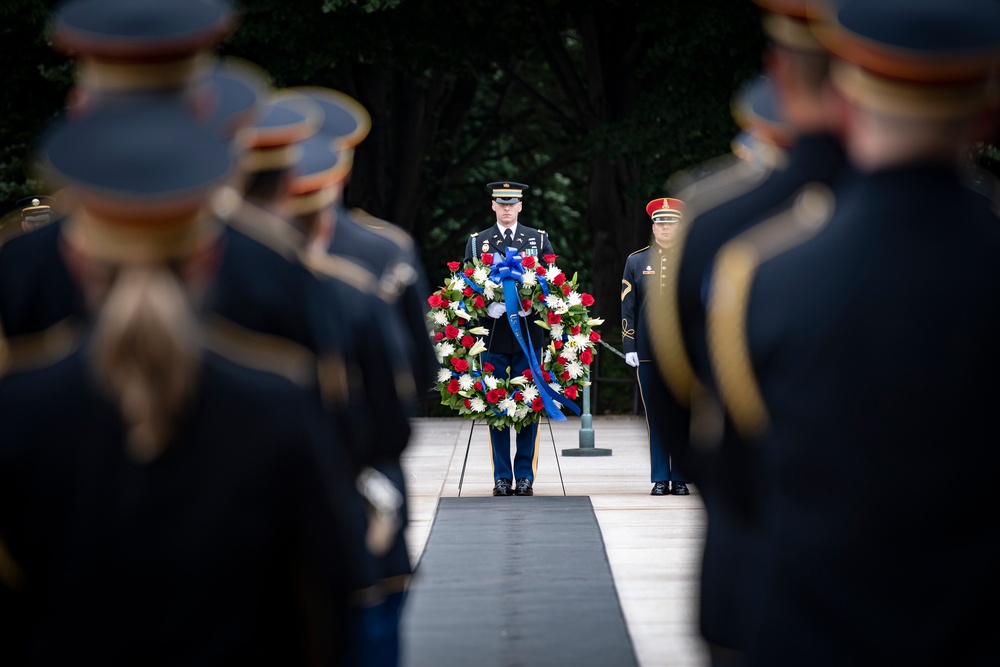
[427,248,603,431]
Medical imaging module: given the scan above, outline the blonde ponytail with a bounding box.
[89,264,201,462]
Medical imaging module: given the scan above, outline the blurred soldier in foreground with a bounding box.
[621,197,691,497]
[704,0,1000,663]
[0,102,363,666]
[646,1,844,663]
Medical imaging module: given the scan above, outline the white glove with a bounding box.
[625,352,639,367]
[487,302,507,319]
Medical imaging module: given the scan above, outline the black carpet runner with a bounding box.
[401,496,638,667]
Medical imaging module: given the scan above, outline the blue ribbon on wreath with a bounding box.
[489,247,581,421]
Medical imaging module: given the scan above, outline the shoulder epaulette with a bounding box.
[705,184,834,440]
[299,248,382,299]
[470,232,479,239]
[211,187,303,262]
[349,208,415,252]
[203,315,317,389]
[0,317,81,380]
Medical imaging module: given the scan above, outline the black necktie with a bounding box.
[503,229,513,248]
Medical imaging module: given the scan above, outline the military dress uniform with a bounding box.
[622,198,691,495]
[702,1,1000,663]
[643,12,848,657]
[463,182,554,494]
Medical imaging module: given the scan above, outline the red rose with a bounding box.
[445,325,460,339]
[427,294,443,308]
[580,349,593,365]
[461,335,474,348]
[433,332,445,342]
[571,325,581,335]
[535,266,546,276]
[474,295,485,309]
[564,385,578,400]
[447,261,461,272]
[553,340,563,350]
[547,311,562,325]
[464,266,475,277]
[483,363,495,373]
[482,253,493,265]
[536,292,546,301]
[552,273,566,286]
[521,299,532,311]
[531,397,545,412]
[561,284,571,295]
[556,356,568,366]
[486,389,500,404]
[560,371,570,381]
[522,369,533,381]
[450,358,469,372]
[496,388,507,399]
[581,293,595,307]
[512,391,523,402]
[464,399,471,408]
[542,371,552,382]
[440,297,451,307]
[543,254,557,264]
[447,379,460,394]
[474,381,483,391]
[589,330,601,342]
[463,287,474,297]
[521,255,536,269]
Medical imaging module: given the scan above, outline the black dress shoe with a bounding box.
[514,478,533,496]
[671,482,690,496]
[650,481,669,496]
[493,478,514,496]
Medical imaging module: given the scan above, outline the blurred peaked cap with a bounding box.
[202,57,271,137]
[241,91,322,172]
[821,0,1000,118]
[292,86,371,150]
[752,0,828,53]
[289,136,353,216]
[17,195,55,223]
[50,0,237,62]
[732,76,795,147]
[646,198,685,222]
[17,195,55,210]
[40,101,234,220]
[731,130,788,169]
[488,181,528,204]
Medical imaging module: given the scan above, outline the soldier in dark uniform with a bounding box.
[463,181,554,497]
[704,0,1000,663]
[621,198,691,497]
[0,95,365,667]
[644,3,847,663]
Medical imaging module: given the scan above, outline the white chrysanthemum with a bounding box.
[567,360,586,379]
[448,276,465,291]
[432,311,449,326]
[498,398,517,415]
[473,267,490,285]
[567,291,582,306]
[521,271,537,286]
[522,385,539,402]
[469,397,487,413]
[459,374,474,391]
[436,342,455,358]
[468,326,489,335]
[548,382,563,394]
[545,265,562,282]
[550,324,564,341]
[560,346,578,363]
[543,349,552,364]
[514,405,530,421]
[544,295,569,314]
[468,338,487,356]
[437,368,452,383]
[484,375,499,390]
[568,333,590,350]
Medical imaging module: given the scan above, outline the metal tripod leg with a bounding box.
[544,419,567,496]
[457,420,477,497]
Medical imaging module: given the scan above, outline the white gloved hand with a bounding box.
[487,301,507,319]
[625,352,639,367]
